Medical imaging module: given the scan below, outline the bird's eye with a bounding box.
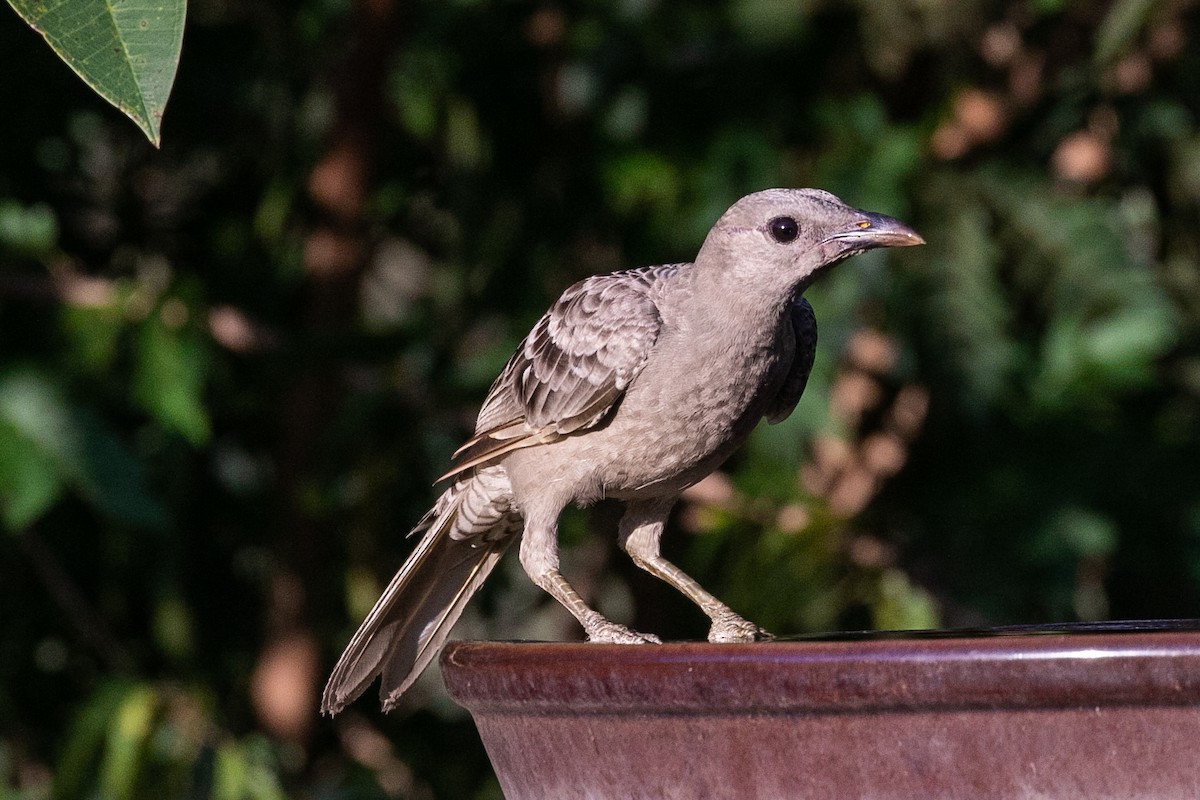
[769,216,799,243]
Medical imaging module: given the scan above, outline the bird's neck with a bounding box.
[658,265,797,367]
[680,257,803,334]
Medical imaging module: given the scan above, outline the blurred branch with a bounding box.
[0,263,114,307]
[0,265,280,353]
[14,528,131,672]
[259,0,401,743]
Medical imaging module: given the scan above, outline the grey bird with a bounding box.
[322,188,924,714]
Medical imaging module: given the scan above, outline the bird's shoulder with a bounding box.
[444,263,689,480]
[541,261,685,343]
[483,262,688,430]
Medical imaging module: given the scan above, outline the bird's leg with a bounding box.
[518,515,660,644]
[618,499,774,643]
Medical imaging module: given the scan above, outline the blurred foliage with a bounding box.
[3,0,1200,797]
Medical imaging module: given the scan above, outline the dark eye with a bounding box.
[769,216,799,243]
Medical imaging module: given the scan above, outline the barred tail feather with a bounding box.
[322,470,518,715]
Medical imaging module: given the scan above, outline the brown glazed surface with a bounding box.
[442,625,1200,799]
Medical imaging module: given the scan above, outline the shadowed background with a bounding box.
[2,1,1199,797]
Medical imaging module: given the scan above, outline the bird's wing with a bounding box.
[765,296,818,425]
[443,265,680,480]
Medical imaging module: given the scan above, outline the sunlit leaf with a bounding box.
[6,0,186,146]
[55,680,139,800]
[0,200,59,254]
[872,568,940,631]
[0,419,63,530]
[213,738,285,800]
[1083,307,1174,384]
[213,743,247,800]
[98,685,158,800]
[133,315,211,445]
[985,170,1176,407]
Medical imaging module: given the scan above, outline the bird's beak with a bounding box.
[821,211,925,249]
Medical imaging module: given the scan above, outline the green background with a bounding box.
[3,0,1199,797]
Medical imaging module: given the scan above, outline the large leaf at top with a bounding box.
[6,0,186,146]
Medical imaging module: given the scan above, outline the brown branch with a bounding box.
[0,266,280,354]
[15,528,132,672]
[255,0,400,743]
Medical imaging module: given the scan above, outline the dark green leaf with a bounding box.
[0,370,165,528]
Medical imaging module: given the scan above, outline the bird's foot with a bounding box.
[585,616,662,645]
[708,609,774,643]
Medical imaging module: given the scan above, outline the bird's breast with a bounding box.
[589,322,791,495]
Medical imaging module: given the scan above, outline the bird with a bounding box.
[322,188,924,715]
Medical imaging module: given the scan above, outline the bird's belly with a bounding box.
[545,346,787,501]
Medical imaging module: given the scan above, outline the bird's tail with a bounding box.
[321,466,520,715]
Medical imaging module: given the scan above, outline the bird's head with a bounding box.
[697,188,924,295]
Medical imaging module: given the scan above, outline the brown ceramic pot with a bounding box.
[442,622,1200,799]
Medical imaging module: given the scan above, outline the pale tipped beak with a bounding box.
[821,211,925,249]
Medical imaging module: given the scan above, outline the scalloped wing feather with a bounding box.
[443,265,682,482]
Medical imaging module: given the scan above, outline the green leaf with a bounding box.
[1094,0,1155,65]
[98,685,159,800]
[1083,306,1175,384]
[55,680,140,800]
[913,175,1016,412]
[0,369,166,528]
[730,0,812,45]
[133,315,211,445]
[0,419,64,529]
[0,199,59,254]
[1053,507,1119,558]
[603,151,681,215]
[212,743,247,800]
[151,593,194,660]
[61,303,125,374]
[213,738,285,800]
[6,0,187,146]
[872,568,940,631]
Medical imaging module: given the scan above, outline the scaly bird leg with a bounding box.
[519,514,660,644]
[618,498,773,643]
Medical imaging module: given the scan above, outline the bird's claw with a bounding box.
[708,610,774,643]
[586,618,662,645]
